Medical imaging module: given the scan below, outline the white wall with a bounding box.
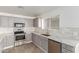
[40,7,79,28]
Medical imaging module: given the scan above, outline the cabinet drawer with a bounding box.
[62,43,75,52]
[62,48,73,53]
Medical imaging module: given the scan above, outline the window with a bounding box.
[38,18,42,28]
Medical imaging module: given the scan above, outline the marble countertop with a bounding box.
[32,32,79,47]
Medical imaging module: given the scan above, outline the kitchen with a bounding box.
[0,6,79,53]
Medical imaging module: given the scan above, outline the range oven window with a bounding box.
[14,31,25,41]
[16,35,25,41]
[14,23,25,28]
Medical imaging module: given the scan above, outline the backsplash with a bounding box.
[34,27,79,40]
[0,27,14,33]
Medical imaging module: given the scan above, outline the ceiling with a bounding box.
[0,6,59,17]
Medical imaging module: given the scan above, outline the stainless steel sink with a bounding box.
[42,34,50,36]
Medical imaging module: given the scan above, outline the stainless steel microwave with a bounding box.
[14,23,25,27]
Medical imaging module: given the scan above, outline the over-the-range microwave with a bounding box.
[14,23,25,27]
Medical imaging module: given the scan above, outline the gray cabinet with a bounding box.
[0,16,14,28]
[25,33,32,42]
[3,33,14,49]
[33,18,38,27]
[6,33,14,47]
[62,43,75,53]
[0,16,9,27]
[32,33,48,52]
[25,19,33,27]
[0,36,4,52]
[8,17,14,27]
[42,15,59,29]
[40,37,48,52]
[32,33,41,47]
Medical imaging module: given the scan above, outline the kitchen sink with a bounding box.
[42,34,50,36]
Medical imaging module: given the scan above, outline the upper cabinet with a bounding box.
[50,15,59,29]
[0,16,9,27]
[33,18,38,27]
[0,16,33,28]
[25,19,33,27]
[8,17,15,27]
[14,17,25,23]
[40,15,59,29]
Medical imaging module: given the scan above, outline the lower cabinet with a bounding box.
[32,33,75,53]
[6,33,14,47]
[0,36,4,52]
[25,33,32,42]
[3,33,14,49]
[40,37,48,52]
[62,48,73,53]
[48,39,61,53]
[62,43,75,53]
[32,33,48,52]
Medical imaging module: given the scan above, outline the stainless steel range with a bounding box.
[14,31,25,41]
[14,23,25,41]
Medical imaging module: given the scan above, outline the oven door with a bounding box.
[15,35,25,41]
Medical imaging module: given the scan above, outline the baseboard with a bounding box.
[3,45,14,50]
[3,41,32,50]
[25,41,32,43]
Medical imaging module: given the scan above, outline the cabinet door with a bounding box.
[32,33,48,52]
[32,33,36,44]
[8,17,14,27]
[35,35,41,47]
[48,39,61,53]
[3,35,7,48]
[32,33,41,48]
[62,43,75,52]
[6,33,14,47]
[0,16,9,27]
[40,37,48,52]
[25,19,33,27]
[32,33,37,44]
[33,18,38,27]
[0,36,4,52]
[14,17,25,23]
[25,33,32,42]
[62,48,73,53]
